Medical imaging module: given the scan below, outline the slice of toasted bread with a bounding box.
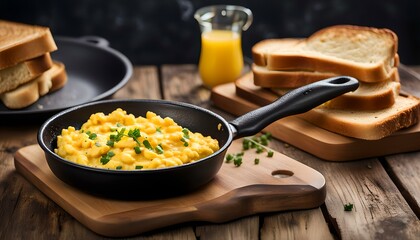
[322,79,401,110]
[252,38,302,66]
[0,61,67,109]
[0,20,57,70]
[254,26,398,83]
[237,71,401,111]
[298,95,419,140]
[252,64,337,88]
[253,57,399,88]
[271,81,401,111]
[49,61,67,92]
[0,53,53,94]
[268,68,401,110]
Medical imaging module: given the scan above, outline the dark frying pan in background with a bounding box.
[0,36,132,123]
[38,76,359,199]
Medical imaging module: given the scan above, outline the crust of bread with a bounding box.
[0,20,57,69]
[266,52,393,83]
[253,64,337,88]
[252,38,302,66]
[254,26,398,83]
[0,53,53,94]
[1,61,67,109]
[49,61,67,92]
[298,95,419,140]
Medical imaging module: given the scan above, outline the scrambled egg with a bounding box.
[54,108,220,170]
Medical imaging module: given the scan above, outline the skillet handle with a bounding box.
[229,76,359,139]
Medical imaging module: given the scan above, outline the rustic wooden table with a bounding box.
[1,65,419,239]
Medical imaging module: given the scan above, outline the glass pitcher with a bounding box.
[194,5,253,88]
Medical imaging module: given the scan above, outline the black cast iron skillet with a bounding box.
[38,76,359,199]
[0,36,132,123]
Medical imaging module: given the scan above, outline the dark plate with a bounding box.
[0,36,132,123]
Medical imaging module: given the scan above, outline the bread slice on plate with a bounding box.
[255,25,398,83]
[253,55,400,89]
[0,53,53,94]
[0,20,57,70]
[236,71,401,111]
[252,64,337,88]
[298,95,420,140]
[1,61,67,109]
[269,67,401,110]
[321,79,400,110]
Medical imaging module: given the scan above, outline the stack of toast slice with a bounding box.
[0,20,68,109]
[249,25,420,140]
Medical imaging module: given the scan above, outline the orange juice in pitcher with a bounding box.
[199,30,243,88]
[195,5,253,88]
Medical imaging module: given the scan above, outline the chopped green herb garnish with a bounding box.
[225,153,234,163]
[100,155,109,165]
[109,127,142,148]
[100,151,115,165]
[135,165,143,170]
[89,133,97,140]
[143,140,153,150]
[233,156,243,167]
[106,140,114,147]
[110,128,125,142]
[155,144,164,154]
[180,137,188,147]
[156,127,162,133]
[181,128,190,146]
[260,133,272,146]
[263,132,272,140]
[85,131,97,140]
[242,139,251,150]
[344,203,354,211]
[116,166,122,170]
[95,142,101,147]
[134,146,141,154]
[182,128,190,139]
[225,152,244,167]
[128,128,141,138]
[226,132,274,167]
[116,122,122,127]
[242,133,274,158]
[128,128,142,145]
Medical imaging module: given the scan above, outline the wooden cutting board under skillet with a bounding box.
[14,140,326,237]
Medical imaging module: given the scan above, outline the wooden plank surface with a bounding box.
[1,65,420,239]
[268,139,420,239]
[260,209,333,240]
[383,65,420,221]
[384,152,420,216]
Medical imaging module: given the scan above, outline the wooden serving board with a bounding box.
[211,73,420,161]
[14,141,326,237]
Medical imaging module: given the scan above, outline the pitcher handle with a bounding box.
[241,7,253,31]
